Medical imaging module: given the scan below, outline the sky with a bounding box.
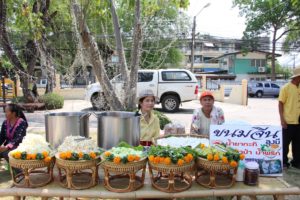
[184,0,300,68]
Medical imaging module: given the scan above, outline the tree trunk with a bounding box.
[38,39,55,94]
[271,29,277,81]
[37,0,56,94]
[126,0,142,109]
[0,0,38,102]
[71,0,124,110]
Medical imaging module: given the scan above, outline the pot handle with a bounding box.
[92,111,102,118]
[80,112,91,119]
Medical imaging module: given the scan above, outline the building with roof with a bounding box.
[212,50,281,81]
[179,35,270,75]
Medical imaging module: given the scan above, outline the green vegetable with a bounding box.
[36,153,44,160]
[83,154,91,160]
[106,154,115,162]
[148,145,196,164]
[121,157,128,164]
[71,153,79,161]
[153,110,172,130]
[117,141,143,152]
[21,152,27,160]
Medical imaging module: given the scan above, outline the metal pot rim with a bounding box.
[45,112,89,117]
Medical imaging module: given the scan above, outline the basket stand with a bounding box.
[101,158,147,193]
[195,166,237,189]
[56,157,99,190]
[9,157,54,188]
[148,162,194,193]
[103,166,146,192]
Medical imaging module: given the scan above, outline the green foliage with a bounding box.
[11,96,26,104]
[233,0,299,80]
[265,61,292,75]
[117,141,144,151]
[233,0,294,36]
[39,93,64,110]
[283,29,300,53]
[153,110,171,130]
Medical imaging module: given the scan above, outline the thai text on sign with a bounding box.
[210,125,282,176]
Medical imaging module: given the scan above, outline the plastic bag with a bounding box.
[164,122,185,135]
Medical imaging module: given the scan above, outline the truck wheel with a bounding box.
[256,91,263,98]
[161,95,179,113]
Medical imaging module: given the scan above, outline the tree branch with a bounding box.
[275,28,300,42]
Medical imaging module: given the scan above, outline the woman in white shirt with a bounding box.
[191,91,225,136]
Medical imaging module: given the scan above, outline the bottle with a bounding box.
[244,161,259,186]
[236,161,245,182]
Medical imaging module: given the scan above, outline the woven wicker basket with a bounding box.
[8,154,54,188]
[152,134,208,146]
[148,161,194,193]
[195,157,237,189]
[100,156,147,193]
[55,154,100,190]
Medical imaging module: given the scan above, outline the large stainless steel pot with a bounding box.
[45,112,90,148]
[95,111,140,149]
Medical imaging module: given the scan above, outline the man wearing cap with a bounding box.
[136,89,160,146]
[191,91,225,136]
[279,67,300,169]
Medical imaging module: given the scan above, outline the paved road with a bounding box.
[0,98,280,130]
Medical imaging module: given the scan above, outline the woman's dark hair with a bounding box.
[6,104,28,125]
[137,96,156,110]
[137,97,146,110]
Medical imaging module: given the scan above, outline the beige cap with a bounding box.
[291,67,300,79]
[136,89,159,103]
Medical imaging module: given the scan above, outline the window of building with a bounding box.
[194,55,202,63]
[251,59,267,67]
[251,59,256,67]
[161,71,191,81]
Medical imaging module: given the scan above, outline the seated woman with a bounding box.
[136,90,160,146]
[0,104,28,162]
[191,91,225,136]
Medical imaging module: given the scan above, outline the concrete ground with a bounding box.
[0,98,299,199]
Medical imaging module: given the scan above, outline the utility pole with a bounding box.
[190,16,196,73]
[189,3,211,73]
[293,54,296,69]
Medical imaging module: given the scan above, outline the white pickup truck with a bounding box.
[85,69,199,112]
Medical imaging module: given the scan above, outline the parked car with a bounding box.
[85,69,199,112]
[248,81,281,98]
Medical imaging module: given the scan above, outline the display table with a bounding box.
[0,175,299,200]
